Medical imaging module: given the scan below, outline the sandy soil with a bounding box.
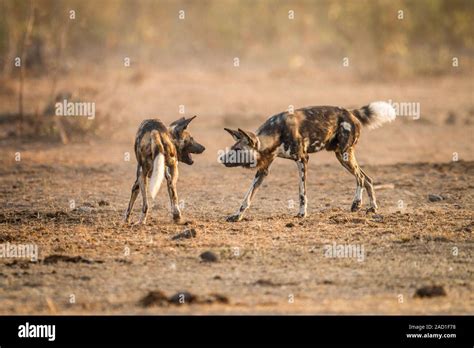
[0,66,472,314]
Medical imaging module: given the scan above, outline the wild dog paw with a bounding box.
[296,212,306,218]
[173,214,182,224]
[122,211,130,223]
[366,206,377,214]
[137,214,147,225]
[351,200,362,212]
[226,214,242,222]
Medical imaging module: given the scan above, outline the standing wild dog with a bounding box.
[220,102,396,222]
[124,116,205,224]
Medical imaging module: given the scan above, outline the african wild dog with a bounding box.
[124,116,205,224]
[220,102,396,222]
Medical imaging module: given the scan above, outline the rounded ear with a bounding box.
[238,128,257,147]
[224,128,242,141]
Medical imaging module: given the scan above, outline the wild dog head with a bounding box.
[169,116,205,165]
[220,128,260,168]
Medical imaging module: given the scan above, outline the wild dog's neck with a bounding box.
[255,133,281,169]
[168,128,181,148]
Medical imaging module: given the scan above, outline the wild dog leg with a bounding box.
[165,162,182,222]
[335,148,366,212]
[359,168,378,213]
[296,157,308,218]
[226,167,269,222]
[123,165,140,223]
[296,158,308,217]
[137,168,149,224]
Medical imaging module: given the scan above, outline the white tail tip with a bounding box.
[149,153,165,200]
[367,101,396,129]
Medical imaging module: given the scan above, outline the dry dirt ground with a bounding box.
[0,65,473,314]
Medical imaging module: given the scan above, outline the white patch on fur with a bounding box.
[149,153,165,200]
[341,121,352,131]
[310,140,325,151]
[353,186,364,201]
[367,101,396,130]
[277,144,293,159]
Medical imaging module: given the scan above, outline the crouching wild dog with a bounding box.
[220,102,396,222]
[124,116,205,224]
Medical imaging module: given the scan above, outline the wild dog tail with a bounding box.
[149,131,166,200]
[352,101,396,130]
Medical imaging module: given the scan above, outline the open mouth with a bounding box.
[182,152,193,165]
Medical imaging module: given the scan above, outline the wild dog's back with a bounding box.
[256,106,360,155]
[134,119,168,166]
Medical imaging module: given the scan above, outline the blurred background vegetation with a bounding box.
[0,0,472,142]
[0,0,473,77]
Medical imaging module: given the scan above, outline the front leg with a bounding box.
[296,158,308,218]
[165,162,182,223]
[227,167,269,222]
[137,170,149,225]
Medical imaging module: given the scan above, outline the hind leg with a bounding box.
[165,162,181,222]
[360,168,378,213]
[335,148,366,212]
[137,167,149,224]
[123,165,140,223]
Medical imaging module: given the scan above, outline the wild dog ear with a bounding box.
[171,115,197,134]
[238,128,258,147]
[224,128,242,141]
[170,117,185,128]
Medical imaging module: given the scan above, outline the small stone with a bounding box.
[254,279,278,287]
[414,285,447,298]
[75,206,92,213]
[200,251,218,262]
[171,228,196,240]
[139,290,168,307]
[372,214,384,222]
[445,112,456,125]
[428,194,443,202]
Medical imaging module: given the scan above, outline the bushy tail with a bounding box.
[149,131,165,200]
[352,101,396,130]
